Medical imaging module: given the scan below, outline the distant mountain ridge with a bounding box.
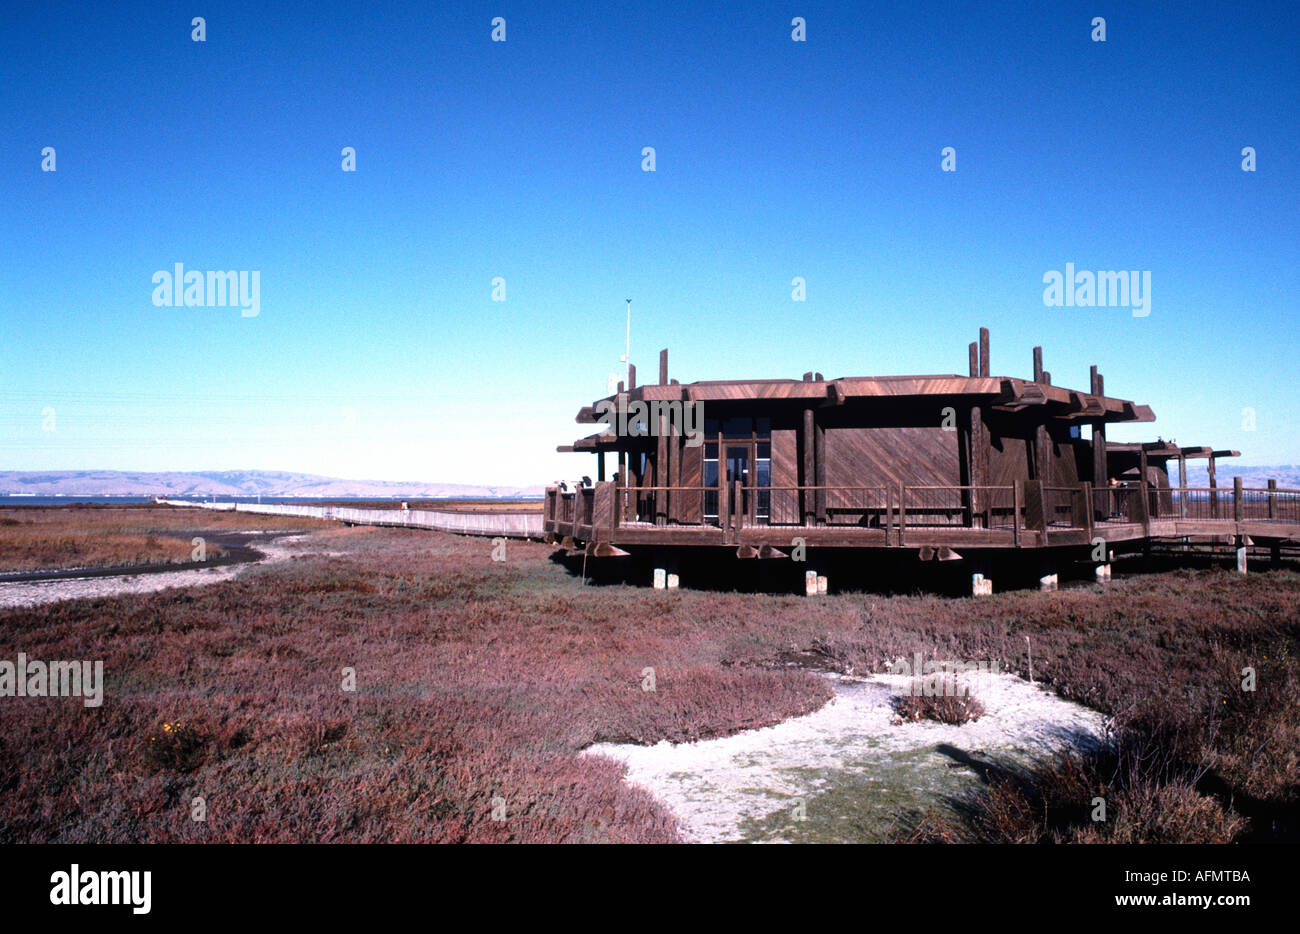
[0,470,545,499]
[1175,465,1300,487]
[1,466,1295,498]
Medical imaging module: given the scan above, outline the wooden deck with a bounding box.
[543,480,1300,555]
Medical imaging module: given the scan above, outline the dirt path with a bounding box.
[0,533,308,610]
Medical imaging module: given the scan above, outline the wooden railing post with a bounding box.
[885,486,894,546]
[897,481,906,547]
[1233,476,1243,522]
[1013,480,1022,547]
[1268,478,1277,519]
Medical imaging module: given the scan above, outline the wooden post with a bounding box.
[628,364,636,391]
[598,452,606,482]
[979,327,990,377]
[814,417,826,525]
[968,342,978,378]
[1139,447,1152,517]
[659,348,668,385]
[1178,453,1187,519]
[1013,479,1022,547]
[897,481,906,547]
[1234,476,1243,523]
[1036,423,1052,485]
[972,406,989,528]
[1269,478,1280,566]
[802,406,815,525]
[1208,456,1218,518]
[1136,480,1151,536]
[611,473,621,530]
[1073,481,1094,537]
[1033,346,1043,383]
[885,487,894,547]
[958,406,974,527]
[655,418,668,526]
[1091,368,1107,519]
[667,422,680,523]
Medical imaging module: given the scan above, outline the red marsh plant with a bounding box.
[0,509,1297,843]
[895,675,985,725]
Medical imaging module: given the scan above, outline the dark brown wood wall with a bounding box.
[771,428,800,523]
[678,440,703,523]
[822,426,961,487]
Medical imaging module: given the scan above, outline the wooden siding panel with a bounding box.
[771,428,799,524]
[679,441,703,523]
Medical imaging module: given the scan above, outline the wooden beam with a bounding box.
[659,348,668,385]
[971,404,989,526]
[814,415,827,525]
[1033,346,1043,383]
[968,342,978,378]
[1092,370,1107,519]
[1209,456,1218,518]
[655,415,668,525]
[802,406,815,524]
[1178,453,1187,518]
[979,328,990,378]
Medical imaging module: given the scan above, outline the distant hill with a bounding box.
[1177,465,1300,487]
[0,470,545,499]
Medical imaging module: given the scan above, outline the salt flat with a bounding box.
[585,670,1109,843]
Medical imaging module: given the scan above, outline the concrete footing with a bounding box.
[667,572,680,589]
[1039,573,1058,592]
[971,573,993,596]
[1094,564,1112,582]
[804,571,828,596]
[1236,546,1248,574]
[653,568,666,589]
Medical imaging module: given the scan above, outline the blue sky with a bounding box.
[2,1,1297,485]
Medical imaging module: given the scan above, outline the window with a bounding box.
[756,443,771,522]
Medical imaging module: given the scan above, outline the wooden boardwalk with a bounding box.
[161,500,544,538]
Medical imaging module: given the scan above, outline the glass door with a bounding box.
[725,445,750,526]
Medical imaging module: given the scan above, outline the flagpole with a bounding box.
[623,298,631,382]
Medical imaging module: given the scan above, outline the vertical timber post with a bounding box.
[802,406,815,526]
[1208,455,1218,519]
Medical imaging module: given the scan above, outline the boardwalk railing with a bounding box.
[161,499,544,538]
[544,478,1300,545]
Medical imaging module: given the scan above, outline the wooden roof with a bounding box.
[574,374,1154,425]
